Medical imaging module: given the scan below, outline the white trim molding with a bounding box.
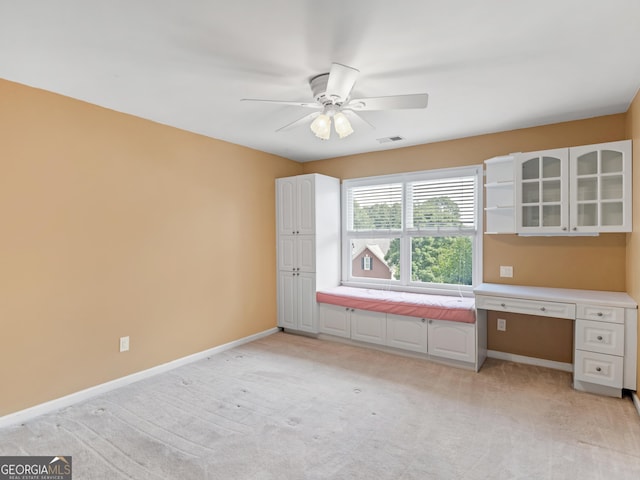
[487,350,573,373]
[0,327,279,429]
[633,392,640,419]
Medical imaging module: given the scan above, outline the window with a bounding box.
[342,165,482,295]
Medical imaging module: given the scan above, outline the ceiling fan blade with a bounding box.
[325,63,360,103]
[347,93,429,111]
[342,109,375,130]
[241,98,321,109]
[276,111,320,132]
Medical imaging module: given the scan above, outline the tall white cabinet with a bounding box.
[276,174,340,333]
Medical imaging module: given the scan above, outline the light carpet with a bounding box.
[1,331,640,479]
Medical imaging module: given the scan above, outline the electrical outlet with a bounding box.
[499,266,513,278]
[119,336,130,352]
[497,318,507,331]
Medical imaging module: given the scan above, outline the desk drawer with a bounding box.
[475,295,575,319]
[576,304,624,324]
[574,350,623,388]
[575,319,624,356]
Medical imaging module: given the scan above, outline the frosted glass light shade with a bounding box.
[310,114,331,140]
[333,112,354,138]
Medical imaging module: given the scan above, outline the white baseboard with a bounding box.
[487,350,573,373]
[633,392,640,418]
[0,327,279,429]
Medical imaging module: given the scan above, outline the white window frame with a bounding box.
[341,165,483,296]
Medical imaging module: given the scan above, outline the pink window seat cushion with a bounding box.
[316,286,476,324]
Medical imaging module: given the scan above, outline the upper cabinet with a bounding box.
[516,148,570,234]
[277,175,315,236]
[569,141,632,233]
[485,140,632,235]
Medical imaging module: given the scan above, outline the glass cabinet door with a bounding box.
[516,149,569,233]
[569,140,632,232]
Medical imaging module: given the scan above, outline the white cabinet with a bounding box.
[574,302,628,394]
[569,141,632,233]
[427,319,476,363]
[317,304,482,368]
[386,314,428,353]
[484,155,516,234]
[484,140,632,235]
[515,140,632,234]
[277,175,315,236]
[516,148,569,234]
[351,310,387,345]
[278,271,316,333]
[276,174,340,333]
[474,283,638,398]
[318,304,351,338]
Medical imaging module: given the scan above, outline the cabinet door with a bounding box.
[319,304,351,338]
[297,272,317,333]
[296,175,315,235]
[277,272,297,329]
[386,314,428,353]
[569,140,632,232]
[278,236,296,271]
[351,310,386,345]
[277,177,297,236]
[296,236,316,272]
[427,319,476,363]
[515,149,569,234]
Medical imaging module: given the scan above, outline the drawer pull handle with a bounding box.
[597,312,603,317]
[597,335,603,341]
[596,367,602,372]
[540,307,546,312]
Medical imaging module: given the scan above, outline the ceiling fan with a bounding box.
[241,63,429,140]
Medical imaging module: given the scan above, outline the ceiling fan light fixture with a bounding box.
[310,113,331,140]
[333,112,354,139]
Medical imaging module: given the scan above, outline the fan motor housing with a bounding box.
[309,73,334,105]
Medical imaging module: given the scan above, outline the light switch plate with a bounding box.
[500,266,513,278]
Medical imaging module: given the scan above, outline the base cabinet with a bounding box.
[427,319,476,363]
[318,304,351,338]
[386,314,428,353]
[318,304,478,368]
[278,271,316,333]
[351,310,386,345]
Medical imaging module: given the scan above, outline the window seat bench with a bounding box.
[314,286,486,371]
[316,286,476,323]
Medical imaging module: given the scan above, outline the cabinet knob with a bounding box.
[597,312,603,317]
[596,367,602,372]
[597,335,603,341]
[500,303,506,308]
[572,227,577,231]
[351,308,355,312]
[562,227,567,231]
[421,318,426,323]
[540,307,546,312]
[428,319,433,324]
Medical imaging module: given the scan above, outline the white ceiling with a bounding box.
[1,0,639,162]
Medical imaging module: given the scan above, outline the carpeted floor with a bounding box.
[1,331,640,479]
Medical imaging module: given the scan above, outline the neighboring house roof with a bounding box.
[352,244,389,267]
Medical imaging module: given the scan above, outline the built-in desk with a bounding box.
[474,283,638,397]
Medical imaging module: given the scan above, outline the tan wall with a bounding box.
[0,79,302,416]
[625,90,640,389]
[304,115,629,361]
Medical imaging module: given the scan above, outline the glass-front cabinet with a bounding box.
[516,148,569,234]
[569,140,632,232]
[514,140,632,234]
